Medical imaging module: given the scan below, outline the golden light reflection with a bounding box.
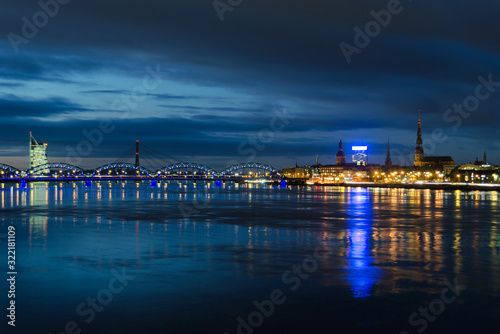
[0,180,499,296]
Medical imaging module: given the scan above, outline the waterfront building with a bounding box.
[474,152,488,165]
[282,166,311,178]
[282,160,312,178]
[443,164,458,177]
[414,116,454,167]
[310,161,322,179]
[29,132,48,169]
[319,165,368,182]
[448,163,499,183]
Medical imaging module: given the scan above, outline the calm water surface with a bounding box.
[1,181,499,334]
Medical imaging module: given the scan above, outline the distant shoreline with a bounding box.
[315,181,500,192]
[1,178,500,192]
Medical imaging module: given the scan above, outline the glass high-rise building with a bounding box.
[29,132,48,169]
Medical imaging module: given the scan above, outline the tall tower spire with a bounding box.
[414,113,424,166]
[135,140,140,167]
[385,140,392,167]
[483,151,487,163]
[335,139,346,165]
[417,113,422,145]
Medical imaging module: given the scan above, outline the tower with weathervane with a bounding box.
[335,139,346,165]
[414,116,424,167]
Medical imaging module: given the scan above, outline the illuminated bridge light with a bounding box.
[27,163,86,177]
[3,161,281,180]
[0,164,21,176]
[94,163,152,176]
[218,163,278,178]
[157,162,216,178]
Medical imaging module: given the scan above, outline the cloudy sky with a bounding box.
[1,0,500,170]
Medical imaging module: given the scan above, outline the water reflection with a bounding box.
[1,181,499,303]
[343,188,380,298]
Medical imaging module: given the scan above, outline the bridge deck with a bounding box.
[0,177,280,183]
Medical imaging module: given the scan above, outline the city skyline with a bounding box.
[0,118,497,171]
[2,2,500,334]
[1,1,500,169]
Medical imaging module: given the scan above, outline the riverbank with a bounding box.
[319,181,500,192]
[2,178,500,192]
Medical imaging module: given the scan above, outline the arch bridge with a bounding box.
[0,162,281,180]
[27,163,85,176]
[157,162,216,178]
[219,163,279,178]
[94,163,152,176]
[0,164,21,177]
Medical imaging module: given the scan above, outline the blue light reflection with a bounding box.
[344,188,380,298]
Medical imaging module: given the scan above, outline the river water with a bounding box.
[1,181,499,333]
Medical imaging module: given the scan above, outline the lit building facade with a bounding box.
[319,165,368,182]
[282,166,311,178]
[447,153,499,183]
[352,146,368,166]
[448,163,499,183]
[30,132,48,169]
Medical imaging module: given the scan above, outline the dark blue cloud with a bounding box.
[0,94,90,118]
[0,0,499,168]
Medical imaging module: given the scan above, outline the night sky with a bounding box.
[1,0,500,170]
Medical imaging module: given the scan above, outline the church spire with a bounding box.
[414,112,424,166]
[385,140,392,167]
[484,151,487,163]
[335,139,346,165]
[416,113,422,146]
